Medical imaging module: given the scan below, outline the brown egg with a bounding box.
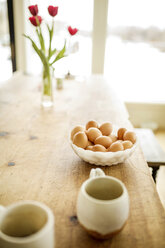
[86,127,102,142]
[86,146,93,151]
[123,131,136,144]
[123,140,133,150]
[107,141,124,152]
[109,134,118,143]
[92,144,106,152]
[94,136,112,148]
[117,128,127,140]
[87,140,93,146]
[73,131,88,148]
[71,125,85,140]
[86,120,98,130]
[99,122,113,136]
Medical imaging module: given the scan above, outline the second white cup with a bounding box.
[0,200,55,248]
[77,168,129,239]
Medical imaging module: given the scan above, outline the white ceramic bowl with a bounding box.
[70,141,137,166]
[70,126,137,166]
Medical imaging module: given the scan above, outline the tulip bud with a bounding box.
[48,6,58,17]
[28,5,38,16]
[29,16,42,26]
[68,26,78,36]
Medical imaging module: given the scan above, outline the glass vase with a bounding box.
[41,66,54,107]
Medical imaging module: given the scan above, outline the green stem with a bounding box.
[48,19,54,60]
[43,66,52,96]
[36,27,45,54]
[39,25,45,54]
[35,17,45,54]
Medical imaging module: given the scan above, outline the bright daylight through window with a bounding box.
[105,0,165,103]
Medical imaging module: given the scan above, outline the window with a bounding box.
[104,0,165,103]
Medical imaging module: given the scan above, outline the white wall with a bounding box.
[126,102,165,129]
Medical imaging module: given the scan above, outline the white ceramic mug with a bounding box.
[77,168,129,239]
[0,201,55,248]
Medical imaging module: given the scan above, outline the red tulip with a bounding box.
[28,5,38,16]
[29,16,42,26]
[68,26,78,36]
[48,6,58,17]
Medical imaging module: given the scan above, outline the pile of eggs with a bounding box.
[71,120,136,152]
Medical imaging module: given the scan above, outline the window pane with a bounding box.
[105,0,165,103]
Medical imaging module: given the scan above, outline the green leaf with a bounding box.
[23,34,48,70]
[50,40,67,65]
[46,23,51,32]
[49,48,57,58]
[47,21,54,60]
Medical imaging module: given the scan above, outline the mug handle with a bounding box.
[90,168,105,178]
[0,205,5,215]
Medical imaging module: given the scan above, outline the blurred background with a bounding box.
[0,0,165,206]
[0,0,165,128]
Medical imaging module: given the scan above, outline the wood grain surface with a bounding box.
[0,73,165,248]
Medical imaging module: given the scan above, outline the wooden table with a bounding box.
[0,73,165,248]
